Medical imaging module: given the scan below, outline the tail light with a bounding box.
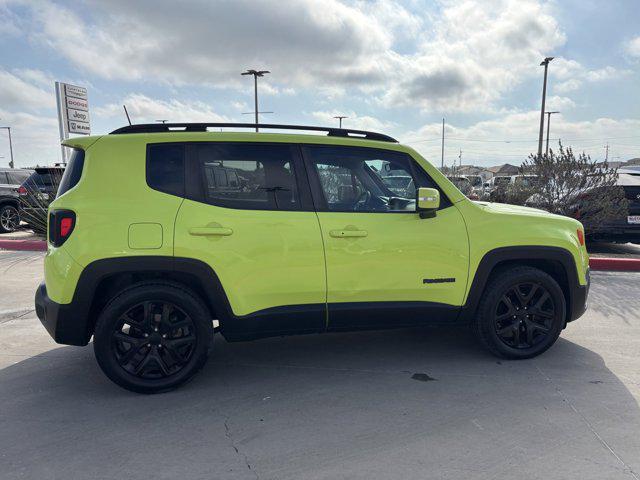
[17,186,27,196]
[49,210,76,247]
[577,228,585,246]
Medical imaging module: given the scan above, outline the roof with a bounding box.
[487,163,519,174]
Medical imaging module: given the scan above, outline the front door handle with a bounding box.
[329,229,368,238]
[189,227,233,237]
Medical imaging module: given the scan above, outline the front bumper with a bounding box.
[35,282,90,346]
[568,268,590,323]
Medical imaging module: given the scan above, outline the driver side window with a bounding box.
[306,145,436,213]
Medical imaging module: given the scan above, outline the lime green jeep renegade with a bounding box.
[35,123,590,393]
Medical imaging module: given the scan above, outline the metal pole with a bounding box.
[441,118,445,169]
[55,82,68,164]
[7,127,14,169]
[537,58,553,157]
[339,117,342,128]
[545,112,551,156]
[254,75,259,132]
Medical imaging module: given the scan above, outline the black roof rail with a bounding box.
[109,123,398,143]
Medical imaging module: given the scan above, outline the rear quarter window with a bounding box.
[146,144,185,197]
[57,150,84,198]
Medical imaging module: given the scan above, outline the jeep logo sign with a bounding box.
[55,81,91,139]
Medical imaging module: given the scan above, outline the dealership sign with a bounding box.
[55,82,91,161]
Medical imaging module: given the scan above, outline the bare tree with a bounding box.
[521,143,628,236]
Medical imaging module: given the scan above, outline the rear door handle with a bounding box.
[329,229,368,238]
[189,227,233,236]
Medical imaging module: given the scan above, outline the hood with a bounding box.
[477,201,554,218]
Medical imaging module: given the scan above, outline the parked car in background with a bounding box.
[447,175,479,199]
[0,168,33,233]
[464,175,485,198]
[586,167,640,243]
[381,175,414,197]
[18,166,65,233]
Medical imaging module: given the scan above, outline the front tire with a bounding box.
[93,282,213,393]
[473,266,566,359]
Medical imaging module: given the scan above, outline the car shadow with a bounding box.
[1,325,639,479]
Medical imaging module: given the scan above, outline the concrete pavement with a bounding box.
[0,251,639,480]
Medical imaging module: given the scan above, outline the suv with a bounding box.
[18,166,65,231]
[0,168,33,233]
[35,123,590,393]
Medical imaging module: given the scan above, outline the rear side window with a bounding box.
[57,149,84,198]
[7,170,31,185]
[147,144,185,197]
[194,143,301,210]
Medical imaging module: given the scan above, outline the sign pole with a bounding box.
[55,82,68,164]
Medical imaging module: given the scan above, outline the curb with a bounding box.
[0,239,47,252]
[589,257,640,272]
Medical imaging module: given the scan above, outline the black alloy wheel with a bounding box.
[94,282,212,393]
[112,301,197,379]
[494,282,554,349]
[473,266,566,359]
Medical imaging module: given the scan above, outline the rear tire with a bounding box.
[93,282,213,394]
[0,204,20,233]
[473,266,566,359]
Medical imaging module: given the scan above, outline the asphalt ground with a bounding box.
[0,250,639,480]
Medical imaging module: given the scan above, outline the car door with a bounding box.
[173,142,326,337]
[303,144,469,331]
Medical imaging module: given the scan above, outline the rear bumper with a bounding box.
[35,282,90,346]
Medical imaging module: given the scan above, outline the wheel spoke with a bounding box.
[111,300,196,379]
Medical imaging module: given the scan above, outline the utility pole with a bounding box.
[604,143,609,162]
[545,111,559,156]
[458,149,462,173]
[537,57,554,157]
[0,126,14,168]
[441,118,445,169]
[333,116,348,128]
[241,69,270,132]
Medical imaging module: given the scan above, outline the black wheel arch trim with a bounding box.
[459,246,588,325]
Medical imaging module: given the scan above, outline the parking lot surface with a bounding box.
[1,251,639,480]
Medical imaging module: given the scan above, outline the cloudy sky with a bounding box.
[1,0,639,168]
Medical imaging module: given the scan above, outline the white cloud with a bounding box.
[309,110,395,132]
[0,108,61,168]
[0,69,56,111]
[95,94,231,123]
[553,59,627,93]
[624,36,640,59]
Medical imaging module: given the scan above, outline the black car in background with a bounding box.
[17,167,65,233]
[0,168,33,233]
[590,167,640,243]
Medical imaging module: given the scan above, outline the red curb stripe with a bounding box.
[590,257,640,272]
[0,239,47,252]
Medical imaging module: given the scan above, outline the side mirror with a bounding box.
[417,187,440,218]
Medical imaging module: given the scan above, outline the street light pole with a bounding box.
[441,118,445,169]
[241,69,270,132]
[537,57,554,157]
[333,116,348,128]
[545,111,559,156]
[0,126,14,168]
